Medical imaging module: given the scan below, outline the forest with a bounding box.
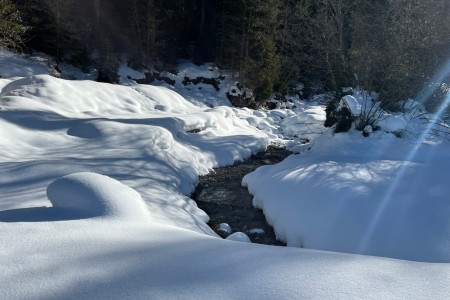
[3,0,450,109]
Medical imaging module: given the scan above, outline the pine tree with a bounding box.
[216,0,280,103]
[244,0,280,103]
[0,0,26,49]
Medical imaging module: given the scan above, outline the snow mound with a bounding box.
[226,232,251,243]
[377,115,408,132]
[339,95,361,116]
[218,223,232,234]
[47,172,149,221]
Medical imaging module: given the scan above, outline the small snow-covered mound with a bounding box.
[226,232,251,243]
[218,223,232,234]
[377,115,408,132]
[47,172,149,222]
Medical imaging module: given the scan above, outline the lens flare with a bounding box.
[358,60,450,254]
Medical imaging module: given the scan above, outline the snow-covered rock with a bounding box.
[250,228,265,235]
[226,232,251,243]
[338,95,361,116]
[218,223,232,234]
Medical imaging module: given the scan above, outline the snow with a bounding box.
[118,63,146,85]
[226,232,252,243]
[339,95,361,116]
[117,59,233,107]
[244,130,450,262]
[250,228,265,235]
[0,52,449,299]
[47,172,150,221]
[0,50,50,78]
[377,114,408,132]
[218,223,232,234]
[178,60,221,79]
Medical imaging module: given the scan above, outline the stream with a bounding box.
[192,146,292,246]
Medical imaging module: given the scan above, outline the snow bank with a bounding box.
[244,131,450,262]
[47,172,149,221]
[0,75,200,118]
[0,73,267,231]
[234,100,327,151]
[178,60,221,79]
[0,50,51,78]
[118,63,146,85]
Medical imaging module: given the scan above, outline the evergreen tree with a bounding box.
[0,0,26,49]
[350,0,450,109]
[217,0,280,103]
[245,0,280,102]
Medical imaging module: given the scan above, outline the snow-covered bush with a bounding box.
[324,97,355,133]
[325,91,385,136]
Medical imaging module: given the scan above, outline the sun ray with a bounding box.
[358,60,450,254]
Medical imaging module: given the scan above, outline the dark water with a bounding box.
[192,146,292,246]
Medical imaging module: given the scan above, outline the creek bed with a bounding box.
[192,146,292,246]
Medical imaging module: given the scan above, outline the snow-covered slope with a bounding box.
[0,53,449,299]
[244,130,450,262]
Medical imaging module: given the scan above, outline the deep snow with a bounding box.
[0,50,449,299]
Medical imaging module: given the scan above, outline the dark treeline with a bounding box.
[8,0,450,107]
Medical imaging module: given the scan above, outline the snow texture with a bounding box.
[226,232,252,243]
[244,130,450,262]
[377,115,408,132]
[47,172,149,221]
[339,95,361,116]
[218,223,232,234]
[0,52,449,299]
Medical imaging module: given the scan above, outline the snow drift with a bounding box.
[47,172,149,221]
[244,130,450,262]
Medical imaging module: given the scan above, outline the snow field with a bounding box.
[0,52,449,298]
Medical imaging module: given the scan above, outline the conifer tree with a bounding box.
[0,0,26,49]
[244,0,280,102]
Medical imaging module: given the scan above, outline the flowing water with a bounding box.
[192,146,292,246]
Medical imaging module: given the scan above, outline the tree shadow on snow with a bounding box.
[0,206,84,222]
